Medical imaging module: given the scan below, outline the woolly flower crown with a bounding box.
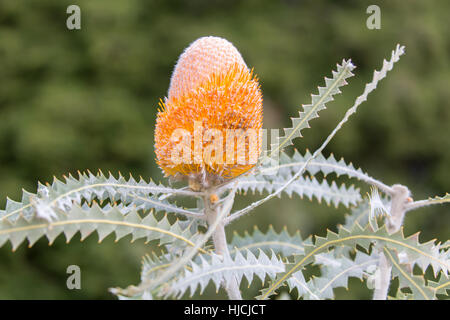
[154,36,263,188]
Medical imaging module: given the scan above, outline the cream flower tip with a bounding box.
[168,36,248,101]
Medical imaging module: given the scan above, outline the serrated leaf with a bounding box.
[0,171,201,222]
[388,290,414,300]
[405,193,450,212]
[236,174,361,208]
[141,253,180,282]
[0,203,203,252]
[425,193,450,205]
[259,150,379,185]
[258,224,449,299]
[268,60,355,158]
[384,248,436,300]
[428,274,450,296]
[229,226,306,257]
[287,251,378,300]
[342,201,371,229]
[168,250,285,298]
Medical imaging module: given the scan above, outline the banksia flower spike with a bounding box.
[154,36,263,189]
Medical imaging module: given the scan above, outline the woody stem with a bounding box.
[204,193,242,300]
[373,184,410,300]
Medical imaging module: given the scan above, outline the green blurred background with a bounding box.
[0,0,448,299]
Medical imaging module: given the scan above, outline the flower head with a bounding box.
[154,36,263,188]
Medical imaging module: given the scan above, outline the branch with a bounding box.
[204,193,242,299]
[405,193,450,213]
[372,252,392,300]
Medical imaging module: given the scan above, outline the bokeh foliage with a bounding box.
[0,0,448,299]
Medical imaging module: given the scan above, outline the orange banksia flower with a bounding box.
[154,36,263,188]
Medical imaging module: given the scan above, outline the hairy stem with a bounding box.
[373,184,410,300]
[405,196,450,212]
[386,184,411,234]
[204,193,242,300]
[373,252,392,300]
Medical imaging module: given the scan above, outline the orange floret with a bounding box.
[154,36,263,188]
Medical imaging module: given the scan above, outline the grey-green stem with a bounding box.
[373,252,392,300]
[204,193,242,300]
[373,184,411,300]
